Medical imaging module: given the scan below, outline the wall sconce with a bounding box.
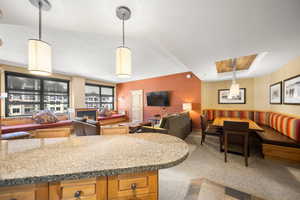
[182,102,192,111]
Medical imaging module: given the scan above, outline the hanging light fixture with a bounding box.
[28,0,52,76]
[228,58,240,99]
[116,6,132,78]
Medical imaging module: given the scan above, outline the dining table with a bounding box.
[212,117,264,156]
[212,117,264,132]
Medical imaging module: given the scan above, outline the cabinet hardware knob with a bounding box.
[74,190,82,198]
[131,183,137,190]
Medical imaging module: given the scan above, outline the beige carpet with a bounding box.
[159,132,300,200]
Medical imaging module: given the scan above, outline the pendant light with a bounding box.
[228,58,240,99]
[28,0,52,76]
[116,6,132,78]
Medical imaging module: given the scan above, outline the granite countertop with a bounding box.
[0,133,189,186]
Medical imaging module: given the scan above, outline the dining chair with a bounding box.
[33,128,71,138]
[200,115,222,151]
[101,126,129,135]
[223,121,249,167]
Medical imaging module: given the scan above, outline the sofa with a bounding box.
[141,112,192,139]
[203,109,300,162]
[1,114,73,136]
[98,114,127,125]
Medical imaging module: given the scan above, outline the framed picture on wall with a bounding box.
[270,82,282,104]
[218,88,246,104]
[283,74,300,105]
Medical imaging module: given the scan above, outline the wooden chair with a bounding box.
[223,121,249,167]
[101,126,129,135]
[200,115,222,151]
[33,128,71,138]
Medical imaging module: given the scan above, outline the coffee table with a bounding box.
[119,121,152,133]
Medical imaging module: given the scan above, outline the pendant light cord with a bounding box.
[38,1,42,41]
[232,58,237,83]
[122,14,125,47]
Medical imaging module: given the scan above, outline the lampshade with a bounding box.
[116,47,132,78]
[0,92,7,99]
[182,102,192,111]
[28,39,52,76]
[228,83,240,99]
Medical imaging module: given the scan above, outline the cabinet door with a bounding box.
[108,171,158,200]
[49,177,107,200]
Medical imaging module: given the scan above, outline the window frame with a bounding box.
[5,71,70,117]
[85,83,115,110]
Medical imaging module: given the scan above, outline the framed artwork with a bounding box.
[270,82,282,104]
[283,74,300,105]
[218,88,246,104]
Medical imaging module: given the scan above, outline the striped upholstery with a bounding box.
[269,112,300,142]
[203,109,215,121]
[203,109,254,120]
[203,109,300,142]
[254,111,269,126]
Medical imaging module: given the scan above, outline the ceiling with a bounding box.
[0,0,300,83]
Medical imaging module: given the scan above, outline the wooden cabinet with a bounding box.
[0,184,48,200]
[108,171,158,200]
[0,171,158,200]
[49,177,107,200]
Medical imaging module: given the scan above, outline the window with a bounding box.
[85,84,114,110]
[5,72,69,117]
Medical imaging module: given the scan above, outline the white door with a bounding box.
[130,90,143,122]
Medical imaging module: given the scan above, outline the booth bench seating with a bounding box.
[1,115,73,139]
[203,109,300,162]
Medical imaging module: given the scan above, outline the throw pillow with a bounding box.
[33,110,58,124]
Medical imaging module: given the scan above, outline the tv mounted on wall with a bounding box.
[146,91,170,106]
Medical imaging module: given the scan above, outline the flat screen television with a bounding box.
[146,91,170,106]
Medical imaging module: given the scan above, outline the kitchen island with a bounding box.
[0,133,189,200]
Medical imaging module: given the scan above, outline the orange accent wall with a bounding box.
[116,72,202,129]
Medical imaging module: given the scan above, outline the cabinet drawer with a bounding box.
[0,184,48,200]
[108,171,158,199]
[62,184,96,199]
[0,190,35,200]
[49,177,107,200]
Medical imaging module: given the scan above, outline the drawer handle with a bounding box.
[131,183,137,190]
[74,190,82,198]
[10,199,17,200]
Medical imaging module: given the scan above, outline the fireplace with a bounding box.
[75,108,98,121]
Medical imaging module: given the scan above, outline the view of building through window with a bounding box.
[6,73,69,117]
[85,84,114,110]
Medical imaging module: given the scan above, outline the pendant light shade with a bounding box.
[28,39,52,75]
[28,0,52,76]
[229,82,240,99]
[228,58,240,99]
[116,47,132,78]
[116,6,132,78]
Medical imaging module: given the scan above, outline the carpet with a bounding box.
[184,178,265,200]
